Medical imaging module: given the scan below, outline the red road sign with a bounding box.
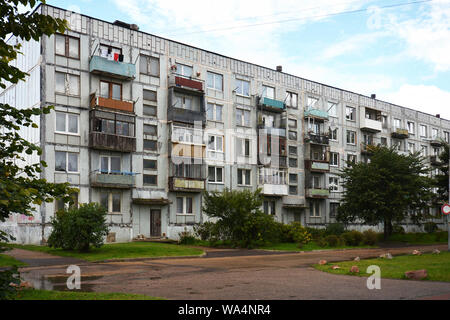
[441,203,450,215]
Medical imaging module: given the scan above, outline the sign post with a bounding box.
[442,203,450,251]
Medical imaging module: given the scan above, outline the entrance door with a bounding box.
[150,210,161,238]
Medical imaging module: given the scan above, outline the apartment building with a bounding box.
[1,4,448,244]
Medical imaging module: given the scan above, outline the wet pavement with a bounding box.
[7,244,450,300]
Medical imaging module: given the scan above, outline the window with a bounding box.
[382,115,388,128]
[264,200,276,215]
[328,102,337,117]
[55,193,78,213]
[99,44,122,58]
[420,124,427,137]
[346,130,356,145]
[92,111,135,137]
[207,72,223,91]
[236,108,251,126]
[175,95,195,111]
[289,185,298,195]
[408,142,415,153]
[100,192,121,214]
[140,55,160,77]
[288,119,297,129]
[289,173,298,184]
[206,103,223,122]
[329,128,338,141]
[176,197,193,215]
[176,63,193,78]
[55,112,78,134]
[100,156,121,173]
[433,147,440,156]
[236,138,250,157]
[394,118,401,129]
[208,135,223,152]
[329,176,339,192]
[407,121,415,134]
[237,169,251,185]
[347,154,357,165]
[288,130,297,141]
[143,105,157,117]
[143,174,157,185]
[381,137,387,146]
[144,139,157,151]
[432,128,439,139]
[55,34,79,59]
[330,152,339,167]
[55,151,78,173]
[235,79,250,96]
[262,85,275,99]
[346,106,355,121]
[100,81,122,100]
[285,92,298,108]
[307,97,319,109]
[445,131,450,143]
[289,158,297,168]
[310,200,321,217]
[143,89,157,101]
[143,124,157,136]
[208,166,223,183]
[330,203,339,218]
[143,159,157,170]
[393,139,402,151]
[289,146,297,156]
[311,175,321,189]
[55,72,80,96]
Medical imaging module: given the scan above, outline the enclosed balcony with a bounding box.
[258,96,286,113]
[90,170,135,189]
[89,110,136,152]
[168,74,204,93]
[258,168,288,196]
[168,88,205,125]
[90,93,134,113]
[304,133,329,145]
[89,55,136,80]
[168,162,206,192]
[391,128,409,139]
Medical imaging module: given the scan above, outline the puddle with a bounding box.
[21,273,104,292]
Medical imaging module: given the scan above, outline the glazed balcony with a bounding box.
[169,177,205,192]
[258,168,288,196]
[168,162,206,192]
[89,55,136,80]
[90,170,135,189]
[89,132,136,153]
[304,133,329,145]
[258,97,286,113]
[90,93,134,113]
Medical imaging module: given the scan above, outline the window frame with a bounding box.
[237,168,251,186]
[55,34,80,60]
[206,102,223,122]
[346,130,356,145]
[236,108,251,127]
[100,192,122,214]
[208,166,224,184]
[176,196,194,215]
[55,72,80,96]
[55,151,79,173]
[235,79,250,97]
[100,80,122,100]
[55,112,79,135]
[140,55,160,77]
[285,91,298,109]
[207,71,223,91]
[330,152,339,167]
[99,155,121,174]
[345,106,355,121]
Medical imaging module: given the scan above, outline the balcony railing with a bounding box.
[257,125,286,137]
[430,155,442,166]
[391,128,409,139]
[305,160,330,173]
[90,170,135,188]
[169,74,204,92]
[305,188,330,199]
[169,177,205,192]
[258,97,286,112]
[89,55,136,80]
[89,132,136,153]
[430,139,443,147]
[361,142,376,154]
[90,93,134,113]
[304,133,329,145]
[304,108,329,121]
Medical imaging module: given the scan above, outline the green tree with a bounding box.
[337,145,434,240]
[434,141,449,203]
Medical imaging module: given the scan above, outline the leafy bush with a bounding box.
[362,229,378,245]
[178,229,197,245]
[317,237,327,247]
[48,203,109,252]
[194,221,220,241]
[287,222,312,247]
[324,223,346,236]
[0,266,20,300]
[392,225,405,234]
[424,222,438,234]
[341,230,364,246]
[325,235,340,247]
[305,227,325,241]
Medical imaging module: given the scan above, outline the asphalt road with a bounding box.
[10,244,450,300]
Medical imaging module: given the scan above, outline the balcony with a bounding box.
[258,97,286,113]
[167,89,205,125]
[169,74,204,93]
[258,168,288,196]
[89,55,136,80]
[361,142,376,154]
[169,162,206,192]
[305,160,330,173]
[90,94,134,113]
[304,109,329,121]
[391,128,409,139]
[430,139,443,147]
[169,177,205,192]
[304,133,329,145]
[89,132,136,153]
[132,189,169,205]
[260,184,288,196]
[305,188,330,199]
[90,170,135,189]
[430,155,442,166]
[360,117,382,132]
[257,125,286,137]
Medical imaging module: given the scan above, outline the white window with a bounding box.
[307,97,319,109]
[100,192,121,214]
[262,85,275,99]
[264,200,276,215]
[208,166,223,183]
[55,72,80,96]
[237,169,251,186]
[329,176,339,192]
[288,119,297,129]
[55,151,78,173]
[421,145,428,156]
[236,108,251,126]
[433,147,440,156]
[346,130,356,145]
[207,72,223,91]
[176,196,193,215]
[310,200,321,217]
[347,154,357,165]
[55,112,79,135]
[328,102,337,117]
[394,118,401,129]
[175,95,193,110]
[207,135,224,159]
[432,128,438,139]
[330,152,339,167]
[176,63,193,78]
[346,106,355,121]
[140,55,160,77]
[407,121,415,134]
[235,79,250,96]
[100,156,121,174]
[420,124,427,137]
[329,128,338,141]
[55,34,79,59]
[206,103,223,122]
[236,137,251,157]
[445,131,450,143]
[285,92,298,108]
[330,203,339,218]
[408,142,415,153]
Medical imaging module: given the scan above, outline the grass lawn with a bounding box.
[0,253,27,267]
[259,242,377,251]
[384,232,448,245]
[2,242,204,262]
[13,289,163,300]
[314,252,450,282]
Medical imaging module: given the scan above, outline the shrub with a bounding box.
[325,235,340,247]
[194,221,219,241]
[178,229,197,245]
[435,231,448,242]
[305,227,325,240]
[287,222,312,247]
[324,223,346,236]
[341,230,364,246]
[392,225,405,234]
[362,229,378,245]
[317,237,327,247]
[48,203,109,252]
[0,266,20,300]
[424,222,438,234]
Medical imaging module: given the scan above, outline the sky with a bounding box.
[42,0,450,119]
